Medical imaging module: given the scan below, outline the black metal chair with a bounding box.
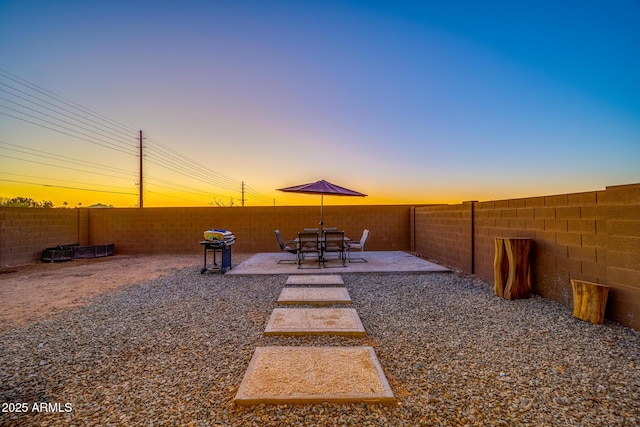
[323,230,346,267]
[297,231,321,268]
[274,230,297,264]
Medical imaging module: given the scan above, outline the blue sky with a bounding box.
[1,0,638,206]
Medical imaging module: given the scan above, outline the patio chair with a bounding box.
[323,227,338,232]
[347,229,369,262]
[303,228,319,233]
[297,231,321,268]
[323,230,346,267]
[274,229,297,264]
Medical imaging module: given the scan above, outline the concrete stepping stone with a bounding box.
[277,287,351,305]
[285,275,344,286]
[234,346,395,405]
[264,308,365,337]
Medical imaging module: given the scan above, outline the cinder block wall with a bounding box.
[414,183,640,329]
[0,205,412,265]
[414,202,473,272]
[85,205,411,254]
[0,208,81,266]
[605,184,640,328]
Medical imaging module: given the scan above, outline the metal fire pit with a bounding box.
[72,244,115,259]
[41,246,74,262]
[41,244,115,262]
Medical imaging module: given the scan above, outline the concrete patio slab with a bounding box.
[277,287,352,305]
[285,275,344,285]
[234,346,395,405]
[264,308,365,336]
[226,251,450,275]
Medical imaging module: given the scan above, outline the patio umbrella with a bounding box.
[277,179,367,232]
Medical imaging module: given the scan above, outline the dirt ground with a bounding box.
[0,253,252,328]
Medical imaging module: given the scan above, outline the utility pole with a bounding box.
[139,130,143,208]
[241,181,245,207]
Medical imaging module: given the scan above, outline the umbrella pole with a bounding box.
[319,194,324,234]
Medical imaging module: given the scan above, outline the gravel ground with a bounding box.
[1,268,639,426]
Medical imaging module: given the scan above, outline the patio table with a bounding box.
[294,236,351,264]
[294,236,351,249]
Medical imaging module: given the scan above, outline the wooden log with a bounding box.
[571,280,609,324]
[493,237,532,300]
[493,238,508,298]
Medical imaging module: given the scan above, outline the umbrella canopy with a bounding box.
[277,179,367,197]
[277,179,367,231]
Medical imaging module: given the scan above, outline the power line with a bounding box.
[0,69,276,206]
[1,172,136,192]
[0,103,137,154]
[144,140,274,204]
[144,174,235,200]
[0,154,137,183]
[0,110,137,156]
[145,136,274,204]
[143,152,241,193]
[244,183,275,204]
[0,82,137,146]
[144,147,240,190]
[144,156,240,193]
[0,95,137,150]
[0,178,137,195]
[0,140,135,177]
[145,136,242,188]
[0,89,137,146]
[0,68,138,136]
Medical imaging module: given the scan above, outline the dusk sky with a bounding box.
[1,0,639,207]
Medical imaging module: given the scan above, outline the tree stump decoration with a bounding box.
[493,237,532,300]
[571,280,609,324]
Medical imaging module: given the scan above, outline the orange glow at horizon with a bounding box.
[2,180,473,207]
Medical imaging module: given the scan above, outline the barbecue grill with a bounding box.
[199,229,235,273]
